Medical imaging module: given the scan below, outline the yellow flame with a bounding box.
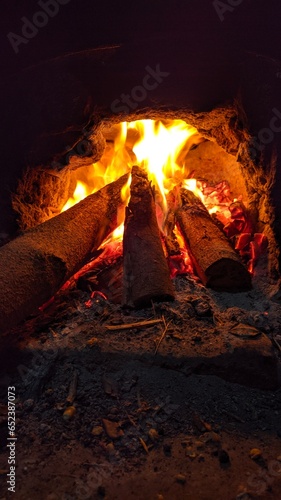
[58,119,240,275]
[121,173,132,203]
[130,119,197,212]
[182,178,204,202]
[61,119,201,244]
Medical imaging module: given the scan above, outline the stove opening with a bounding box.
[1,115,280,391]
[0,101,278,335]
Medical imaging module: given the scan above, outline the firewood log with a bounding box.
[123,166,175,307]
[0,174,129,334]
[175,188,252,291]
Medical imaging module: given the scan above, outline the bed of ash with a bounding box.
[0,247,281,499]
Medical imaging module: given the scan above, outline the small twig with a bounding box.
[105,318,164,331]
[154,317,171,355]
[139,437,149,454]
[49,328,58,338]
[272,337,281,352]
[66,370,78,404]
[126,412,138,427]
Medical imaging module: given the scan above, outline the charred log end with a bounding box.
[176,188,252,292]
[206,258,252,292]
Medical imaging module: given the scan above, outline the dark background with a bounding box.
[0,0,281,237]
[1,0,281,74]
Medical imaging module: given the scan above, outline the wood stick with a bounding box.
[0,174,129,334]
[163,190,181,256]
[154,317,171,355]
[162,210,181,256]
[105,318,164,331]
[175,188,252,291]
[123,166,175,307]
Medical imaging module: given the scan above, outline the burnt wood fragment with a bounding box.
[77,256,123,304]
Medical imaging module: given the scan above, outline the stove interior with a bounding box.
[0,112,279,392]
[11,115,275,293]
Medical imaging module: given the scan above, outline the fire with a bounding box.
[61,119,199,233]
[62,181,88,212]
[129,119,197,213]
[182,178,204,202]
[61,119,229,255]
[61,122,131,213]
[60,119,266,276]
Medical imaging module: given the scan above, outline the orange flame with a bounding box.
[129,119,197,213]
[60,119,234,253]
[62,181,88,212]
[61,119,200,243]
[57,119,263,280]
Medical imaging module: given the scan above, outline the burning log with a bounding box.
[175,189,252,291]
[0,174,129,334]
[77,257,123,304]
[123,166,175,307]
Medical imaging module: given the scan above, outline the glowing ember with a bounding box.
[85,290,108,308]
